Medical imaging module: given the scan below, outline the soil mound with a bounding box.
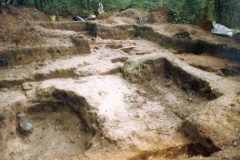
[0,6,50,49]
[197,20,213,32]
[151,6,171,14]
[1,5,50,22]
[116,8,169,24]
[149,6,173,23]
[116,8,149,19]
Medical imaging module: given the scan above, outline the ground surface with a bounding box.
[0,5,240,160]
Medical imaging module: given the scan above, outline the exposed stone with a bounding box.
[22,82,33,91]
[18,113,33,135]
[216,70,225,76]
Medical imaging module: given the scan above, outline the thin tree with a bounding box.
[39,0,43,10]
[13,0,16,7]
[34,0,39,10]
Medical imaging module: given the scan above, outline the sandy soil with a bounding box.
[0,5,240,160]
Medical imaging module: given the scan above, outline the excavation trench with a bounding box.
[18,103,94,160]
[123,54,223,159]
[0,92,98,159]
[41,21,240,62]
[1,54,227,160]
[1,21,240,160]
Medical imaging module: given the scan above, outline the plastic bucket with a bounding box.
[56,16,63,22]
[49,15,56,22]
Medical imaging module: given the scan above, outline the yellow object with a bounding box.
[99,7,104,14]
[49,15,56,22]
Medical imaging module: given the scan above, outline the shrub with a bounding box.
[169,12,190,24]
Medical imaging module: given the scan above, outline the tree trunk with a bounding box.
[215,0,223,23]
[34,0,39,10]
[43,0,45,8]
[18,0,24,5]
[39,0,43,10]
[0,0,3,14]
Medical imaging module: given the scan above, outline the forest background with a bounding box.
[0,0,239,29]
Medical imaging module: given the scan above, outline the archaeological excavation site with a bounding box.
[0,4,240,160]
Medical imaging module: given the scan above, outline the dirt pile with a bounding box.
[0,5,50,23]
[197,20,213,32]
[151,6,171,14]
[115,7,169,24]
[149,6,173,23]
[0,5,50,49]
[115,8,149,24]
[116,8,148,19]
[0,21,42,48]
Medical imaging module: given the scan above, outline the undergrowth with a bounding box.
[169,12,190,24]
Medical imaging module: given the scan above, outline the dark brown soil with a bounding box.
[197,20,213,32]
[117,8,149,19]
[234,33,240,43]
[173,31,192,39]
[151,6,171,14]
[0,5,50,49]
[1,5,50,23]
[116,7,169,24]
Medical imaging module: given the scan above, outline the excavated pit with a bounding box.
[0,56,226,160]
[16,104,93,160]
[40,21,240,62]
[37,21,240,79]
[122,55,222,158]
[1,20,240,160]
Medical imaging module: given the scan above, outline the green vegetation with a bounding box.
[35,66,39,70]
[43,0,159,16]
[32,11,38,16]
[0,0,239,28]
[162,0,240,27]
[169,12,190,24]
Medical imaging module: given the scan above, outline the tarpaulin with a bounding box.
[211,21,240,37]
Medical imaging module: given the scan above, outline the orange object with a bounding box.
[98,3,104,14]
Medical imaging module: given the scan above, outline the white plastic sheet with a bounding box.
[211,21,240,37]
[86,13,96,20]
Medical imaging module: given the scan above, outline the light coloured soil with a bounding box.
[0,6,240,160]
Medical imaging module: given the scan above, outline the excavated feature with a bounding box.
[0,20,240,160]
[41,21,240,62]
